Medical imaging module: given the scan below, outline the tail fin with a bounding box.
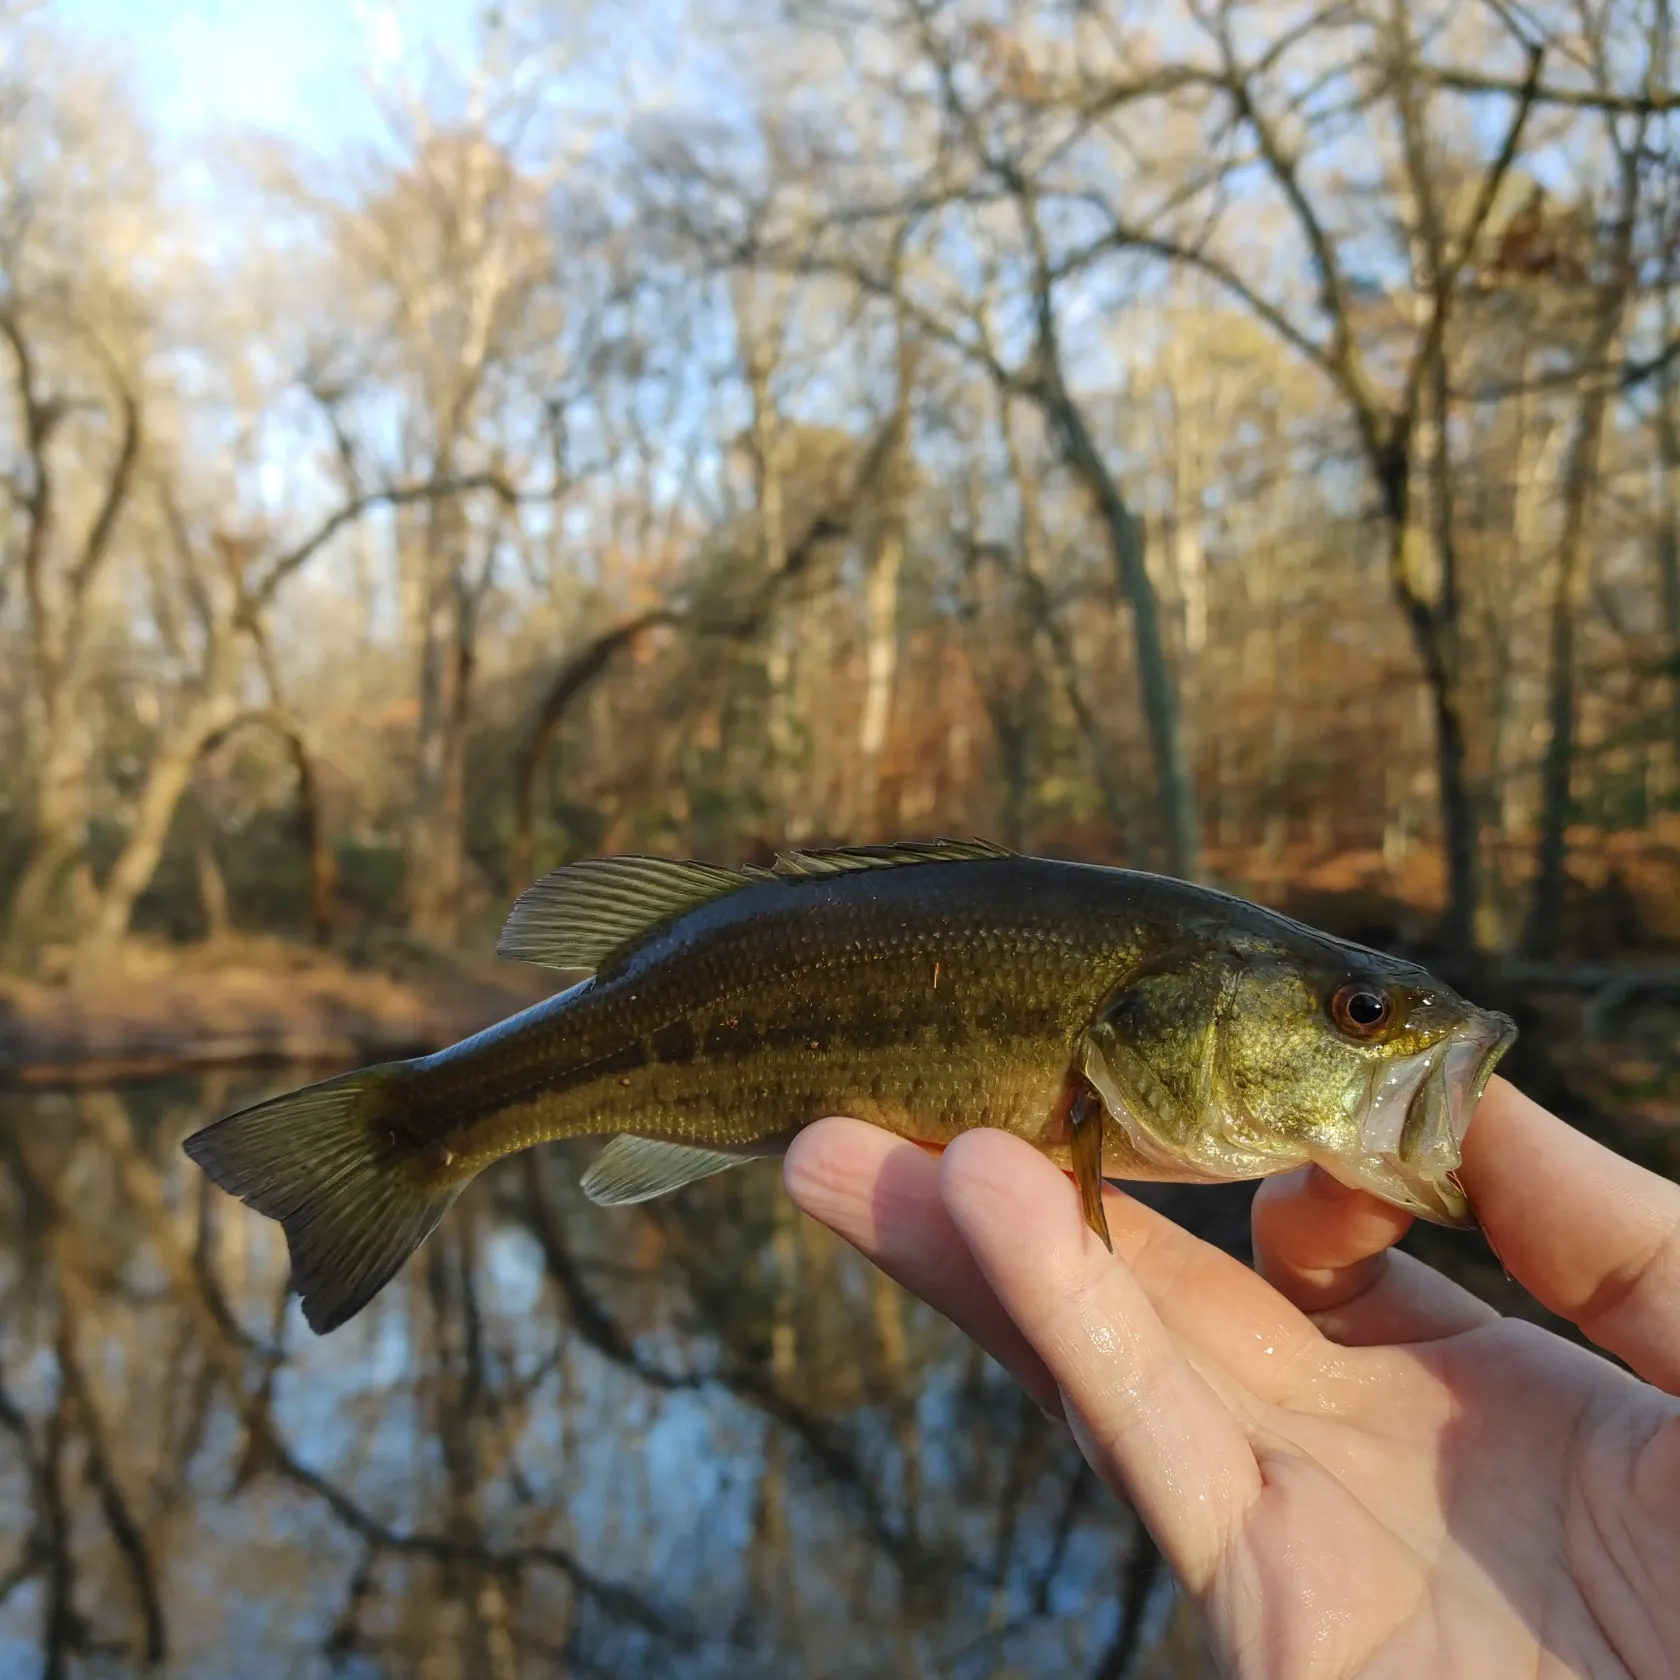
[182,1064,461,1334]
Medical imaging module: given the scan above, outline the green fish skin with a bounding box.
[182,841,1516,1334]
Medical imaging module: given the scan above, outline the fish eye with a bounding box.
[1330,982,1391,1037]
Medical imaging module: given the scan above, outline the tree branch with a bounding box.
[1210,3,1386,439]
[507,416,896,887]
[0,303,62,698]
[251,1422,687,1643]
[54,1315,166,1664]
[1422,63,1680,111]
[1399,40,1546,429]
[245,472,534,615]
[66,386,140,601]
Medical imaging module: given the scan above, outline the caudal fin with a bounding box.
[182,1064,460,1334]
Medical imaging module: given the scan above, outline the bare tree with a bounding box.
[1526,42,1650,953]
[0,54,149,946]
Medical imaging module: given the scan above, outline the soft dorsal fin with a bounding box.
[771,838,1013,879]
[497,855,763,970]
[580,1136,748,1205]
[498,839,1015,971]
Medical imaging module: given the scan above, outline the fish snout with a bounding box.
[1389,1011,1516,1226]
[1321,1010,1515,1228]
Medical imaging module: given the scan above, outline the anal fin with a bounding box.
[581,1136,749,1206]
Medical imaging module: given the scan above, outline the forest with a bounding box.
[0,0,1677,969]
[0,0,1676,1674]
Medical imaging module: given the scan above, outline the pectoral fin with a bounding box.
[1067,1084,1113,1253]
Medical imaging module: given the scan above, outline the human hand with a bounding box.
[783,1079,1680,1678]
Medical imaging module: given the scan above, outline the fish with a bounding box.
[182,840,1517,1334]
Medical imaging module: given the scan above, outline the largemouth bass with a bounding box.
[184,840,1516,1333]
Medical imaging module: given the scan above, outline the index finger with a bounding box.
[1461,1077,1680,1394]
[783,1118,1065,1416]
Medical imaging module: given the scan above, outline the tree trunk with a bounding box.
[990,409,1135,848]
[80,695,243,958]
[2,325,141,951]
[1658,298,1680,771]
[7,713,95,948]
[854,335,915,837]
[855,520,903,836]
[283,727,335,946]
[1525,371,1617,955]
[408,489,466,939]
[1663,499,1680,767]
[1426,647,1479,955]
[430,570,478,938]
[1524,159,1637,954]
[1034,375,1199,880]
[192,786,231,942]
[1390,561,1482,946]
[508,611,676,890]
[248,620,335,945]
[1371,391,1480,952]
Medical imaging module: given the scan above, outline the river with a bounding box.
[0,1071,1179,1679]
[4,994,1671,1679]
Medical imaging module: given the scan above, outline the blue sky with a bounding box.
[56,0,474,147]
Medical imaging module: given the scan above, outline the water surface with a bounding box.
[0,1072,1170,1679]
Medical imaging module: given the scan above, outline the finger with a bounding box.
[939,1130,1262,1591]
[1253,1166,1497,1345]
[782,1118,1062,1416]
[787,1121,1332,1410]
[1461,1077,1680,1393]
[1094,1178,1338,1406]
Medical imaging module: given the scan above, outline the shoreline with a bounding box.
[0,936,564,1088]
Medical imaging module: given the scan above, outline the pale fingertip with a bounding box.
[1250,1162,1499,1343]
[783,1118,938,1242]
[938,1127,1106,1286]
[784,1114,903,1193]
[785,1122,1067,1415]
[1251,1164,1413,1298]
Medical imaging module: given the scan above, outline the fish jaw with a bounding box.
[1310,1010,1517,1226]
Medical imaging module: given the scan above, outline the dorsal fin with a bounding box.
[497,855,765,971]
[497,839,1015,971]
[771,838,1014,879]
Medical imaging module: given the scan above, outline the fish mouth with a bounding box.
[1312,1010,1517,1227]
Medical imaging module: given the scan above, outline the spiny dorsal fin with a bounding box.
[771,837,1014,879]
[581,1136,748,1205]
[497,856,764,971]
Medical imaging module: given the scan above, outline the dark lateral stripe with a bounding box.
[692,1007,989,1060]
[524,997,1074,1093]
[703,1014,760,1058]
[536,1037,648,1100]
[438,1031,654,1121]
[652,1018,697,1065]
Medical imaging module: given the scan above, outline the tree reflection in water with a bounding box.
[0,1072,1208,1679]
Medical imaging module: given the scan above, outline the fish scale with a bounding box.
[413,862,1140,1166]
[183,841,1515,1334]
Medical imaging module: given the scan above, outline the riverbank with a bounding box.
[0,936,562,1085]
